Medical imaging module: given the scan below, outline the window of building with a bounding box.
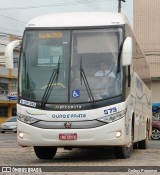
[0,107,8,117]
[13,57,19,68]
[11,80,17,91]
[0,83,8,95]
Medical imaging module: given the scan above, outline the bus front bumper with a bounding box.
[17,118,127,147]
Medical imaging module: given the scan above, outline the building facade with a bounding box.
[0,34,20,123]
[134,0,160,103]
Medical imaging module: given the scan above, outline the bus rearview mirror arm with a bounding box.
[5,40,22,69]
[122,37,132,66]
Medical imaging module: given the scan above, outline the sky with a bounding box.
[0,0,133,36]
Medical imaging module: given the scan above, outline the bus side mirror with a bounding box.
[122,37,132,66]
[5,40,21,69]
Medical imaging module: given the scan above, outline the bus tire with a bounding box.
[113,144,133,159]
[137,130,148,149]
[34,146,57,159]
[113,127,134,158]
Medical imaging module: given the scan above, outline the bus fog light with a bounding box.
[19,132,24,139]
[116,131,122,138]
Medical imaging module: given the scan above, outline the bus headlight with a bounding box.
[18,114,40,124]
[97,110,126,123]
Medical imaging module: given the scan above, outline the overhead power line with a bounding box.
[0,14,26,24]
[0,0,106,10]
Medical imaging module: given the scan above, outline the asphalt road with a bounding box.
[0,133,160,175]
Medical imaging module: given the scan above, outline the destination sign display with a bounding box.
[39,32,62,39]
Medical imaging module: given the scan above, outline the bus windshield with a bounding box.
[19,28,123,104]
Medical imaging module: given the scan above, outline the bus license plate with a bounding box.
[59,133,77,140]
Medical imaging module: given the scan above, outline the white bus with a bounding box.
[5,12,152,159]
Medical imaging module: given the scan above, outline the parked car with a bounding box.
[0,116,17,133]
[151,118,160,140]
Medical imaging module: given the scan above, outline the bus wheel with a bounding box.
[113,144,133,159]
[34,146,57,159]
[113,127,133,159]
[137,130,148,149]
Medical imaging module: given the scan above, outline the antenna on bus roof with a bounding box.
[118,0,126,13]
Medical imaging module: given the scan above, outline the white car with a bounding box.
[0,116,17,133]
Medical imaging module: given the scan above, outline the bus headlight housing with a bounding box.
[18,114,40,124]
[97,110,126,123]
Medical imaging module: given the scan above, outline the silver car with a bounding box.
[0,116,17,133]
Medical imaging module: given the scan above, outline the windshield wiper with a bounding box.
[80,57,96,107]
[40,57,60,109]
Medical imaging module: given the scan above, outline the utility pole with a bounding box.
[118,0,126,13]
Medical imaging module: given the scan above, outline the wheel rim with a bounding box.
[152,128,160,140]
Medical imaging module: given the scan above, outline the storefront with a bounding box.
[0,101,17,124]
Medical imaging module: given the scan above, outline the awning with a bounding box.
[152,103,160,113]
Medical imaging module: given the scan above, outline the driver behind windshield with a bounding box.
[94,61,115,78]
